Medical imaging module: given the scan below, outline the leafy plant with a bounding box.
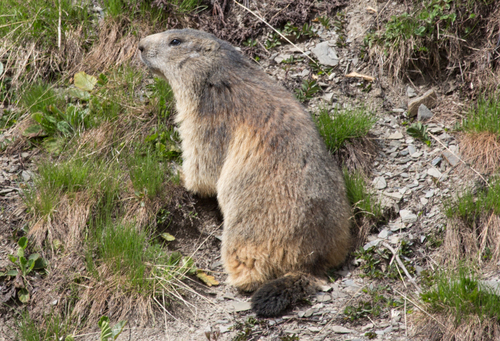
[294,79,320,102]
[315,107,376,152]
[343,169,383,220]
[1,237,47,303]
[98,316,127,341]
[265,32,281,50]
[407,122,431,146]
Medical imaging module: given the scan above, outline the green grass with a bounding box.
[343,168,382,220]
[461,95,500,135]
[14,310,73,341]
[445,179,500,222]
[128,149,173,200]
[315,107,376,153]
[422,266,500,325]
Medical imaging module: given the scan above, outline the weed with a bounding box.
[97,316,127,341]
[14,310,74,341]
[317,16,331,30]
[128,149,172,201]
[422,265,500,325]
[406,122,431,146]
[231,317,264,341]
[315,106,376,153]
[461,94,500,135]
[283,22,316,42]
[280,335,300,341]
[265,32,281,50]
[294,79,320,102]
[242,38,258,47]
[343,169,383,220]
[344,286,403,321]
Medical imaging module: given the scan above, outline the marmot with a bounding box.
[139,29,351,317]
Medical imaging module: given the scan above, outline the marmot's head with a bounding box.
[139,29,237,90]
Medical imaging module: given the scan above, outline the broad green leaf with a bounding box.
[43,137,66,155]
[196,270,219,287]
[161,233,175,241]
[23,124,43,137]
[110,320,127,339]
[168,251,182,265]
[74,71,97,91]
[8,255,17,264]
[68,88,91,101]
[99,316,112,341]
[28,253,40,261]
[33,257,47,270]
[19,256,28,270]
[18,288,30,303]
[32,112,44,124]
[18,237,28,249]
[57,121,73,137]
[6,269,18,276]
[17,247,25,258]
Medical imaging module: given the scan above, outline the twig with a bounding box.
[428,132,489,187]
[382,242,422,293]
[233,0,320,67]
[58,0,62,50]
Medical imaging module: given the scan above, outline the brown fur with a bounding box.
[139,29,351,316]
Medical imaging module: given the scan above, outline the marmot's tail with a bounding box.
[251,272,314,317]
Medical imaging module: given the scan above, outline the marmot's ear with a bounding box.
[204,40,220,52]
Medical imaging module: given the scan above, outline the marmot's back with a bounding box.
[139,29,351,317]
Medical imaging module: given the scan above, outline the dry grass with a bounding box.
[443,213,500,268]
[460,132,500,174]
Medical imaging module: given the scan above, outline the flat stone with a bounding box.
[425,190,434,198]
[408,89,437,117]
[274,54,291,63]
[373,176,387,189]
[322,92,335,103]
[420,197,429,205]
[432,157,442,166]
[442,150,460,167]
[417,104,433,121]
[408,145,416,155]
[304,307,315,317]
[400,209,417,223]
[21,152,29,158]
[384,191,403,201]
[378,229,392,239]
[232,301,252,312]
[407,86,417,98]
[311,42,339,66]
[21,170,31,182]
[316,294,332,302]
[427,167,443,179]
[363,239,382,250]
[331,326,353,334]
[388,132,403,139]
[411,151,423,158]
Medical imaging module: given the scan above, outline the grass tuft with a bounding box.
[315,106,376,153]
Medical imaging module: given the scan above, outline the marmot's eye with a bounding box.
[170,39,181,46]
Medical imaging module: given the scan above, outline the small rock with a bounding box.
[427,167,443,179]
[219,325,232,333]
[378,229,392,239]
[442,150,460,167]
[432,157,442,166]
[417,104,433,121]
[322,92,334,103]
[304,308,315,317]
[8,164,19,173]
[425,190,434,198]
[21,170,31,182]
[384,191,403,201]
[362,323,374,331]
[373,176,387,189]
[408,89,437,117]
[21,152,29,158]
[232,301,252,312]
[316,294,332,302]
[311,42,339,66]
[364,239,382,250]
[297,311,306,318]
[407,86,417,98]
[388,132,403,139]
[331,326,353,334]
[408,145,416,155]
[420,197,429,205]
[400,210,417,223]
[392,108,405,113]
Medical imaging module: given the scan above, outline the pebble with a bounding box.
[388,132,403,139]
[432,157,442,166]
[442,150,459,167]
[373,176,387,189]
[378,229,391,239]
[384,191,403,201]
[420,198,429,205]
[427,167,443,179]
[425,190,434,198]
[331,326,353,334]
[232,301,252,312]
[417,104,433,121]
[407,145,416,155]
[400,210,417,223]
[406,86,417,98]
[364,239,382,250]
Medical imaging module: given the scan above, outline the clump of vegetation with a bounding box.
[344,286,403,321]
[354,241,415,280]
[460,93,500,173]
[407,122,431,146]
[343,169,383,221]
[364,0,495,80]
[295,79,320,102]
[315,107,376,153]
[420,265,500,340]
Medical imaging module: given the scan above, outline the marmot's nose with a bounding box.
[138,43,145,53]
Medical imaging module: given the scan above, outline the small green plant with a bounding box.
[1,237,47,303]
[317,15,331,29]
[344,286,403,321]
[98,316,127,341]
[343,169,383,220]
[407,122,431,146]
[242,38,257,47]
[294,79,320,102]
[231,317,264,341]
[280,335,300,341]
[421,265,500,325]
[15,310,74,341]
[461,94,500,135]
[283,22,316,41]
[24,104,91,138]
[354,242,415,279]
[315,107,376,152]
[265,32,281,50]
